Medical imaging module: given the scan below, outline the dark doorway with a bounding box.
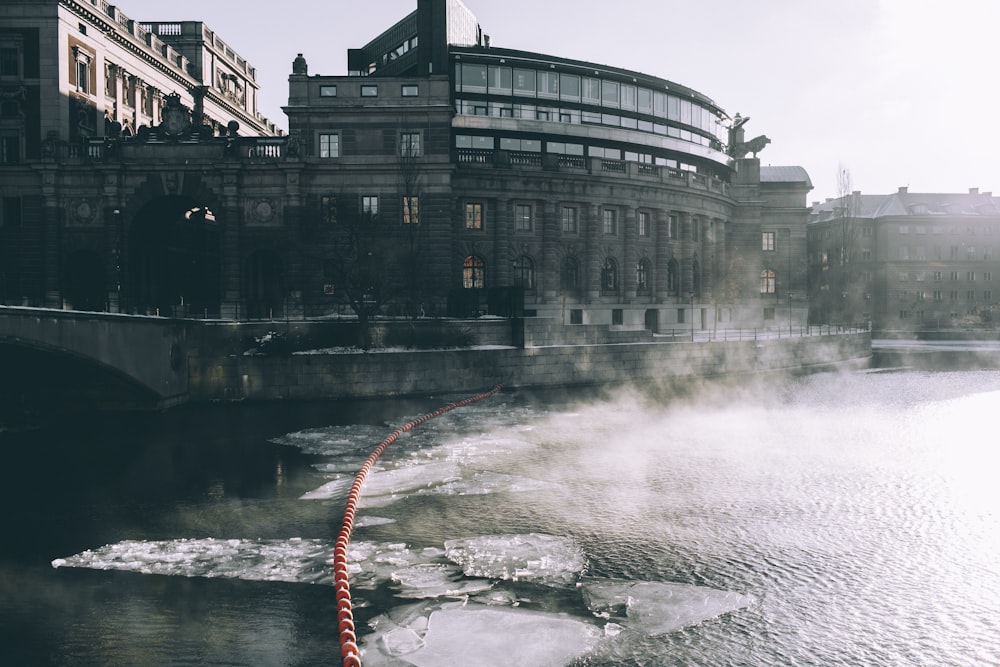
[127,197,220,317]
[245,250,284,319]
[644,308,659,333]
[63,250,105,311]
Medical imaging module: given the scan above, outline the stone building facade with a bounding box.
[808,187,1000,331]
[1,0,813,333]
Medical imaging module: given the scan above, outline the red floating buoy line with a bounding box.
[333,384,504,666]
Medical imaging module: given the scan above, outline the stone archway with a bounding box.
[126,196,220,317]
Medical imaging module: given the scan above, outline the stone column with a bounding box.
[220,169,242,319]
[623,205,637,302]
[492,196,511,288]
[654,208,670,302]
[585,204,601,301]
[541,199,558,301]
[681,212,694,298]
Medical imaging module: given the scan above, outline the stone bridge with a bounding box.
[0,307,189,412]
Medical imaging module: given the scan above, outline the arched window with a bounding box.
[760,269,776,294]
[667,259,679,295]
[560,256,580,293]
[601,257,618,292]
[513,255,535,290]
[636,258,651,294]
[463,255,485,289]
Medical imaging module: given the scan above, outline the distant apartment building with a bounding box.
[808,187,1000,331]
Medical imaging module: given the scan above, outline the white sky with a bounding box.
[122,0,1000,203]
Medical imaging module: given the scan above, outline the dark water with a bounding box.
[3,351,1000,666]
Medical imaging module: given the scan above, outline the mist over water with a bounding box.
[4,365,1000,665]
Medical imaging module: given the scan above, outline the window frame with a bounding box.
[514,203,533,232]
[638,211,650,238]
[318,132,340,158]
[400,131,421,158]
[401,84,419,97]
[465,202,483,230]
[361,195,379,220]
[760,269,776,294]
[463,255,485,289]
[402,195,420,224]
[602,208,617,235]
[762,231,776,252]
[360,84,378,97]
[561,206,578,234]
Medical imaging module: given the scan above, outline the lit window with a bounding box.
[402,196,419,224]
[463,256,485,289]
[515,204,532,232]
[760,269,776,294]
[762,231,776,251]
[73,48,92,94]
[561,206,577,233]
[465,202,483,230]
[319,133,339,158]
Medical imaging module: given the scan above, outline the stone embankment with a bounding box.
[187,318,871,402]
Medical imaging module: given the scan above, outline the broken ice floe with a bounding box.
[581,578,753,636]
[361,602,603,667]
[444,533,586,586]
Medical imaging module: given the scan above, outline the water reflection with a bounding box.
[4,369,1000,665]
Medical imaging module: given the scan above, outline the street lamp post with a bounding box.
[687,291,695,342]
[787,291,794,336]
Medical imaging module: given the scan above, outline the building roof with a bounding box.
[810,188,1000,222]
[760,166,812,187]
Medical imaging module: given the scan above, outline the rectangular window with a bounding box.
[400,132,420,157]
[668,214,679,239]
[1,134,20,164]
[362,195,379,219]
[513,68,535,96]
[465,202,483,230]
[934,290,943,302]
[1,196,22,228]
[762,231,776,251]
[862,249,872,261]
[602,209,617,235]
[0,47,18,77]
[934,271,943,282]
[968,290,976,301]
[361,84,378,97]
[401,84,419,97]
[950,290,959,302]
[570,309,583,325]
[402,195,419,224]
[612,309,624,325]
[515,204,532,232]
[967,246,976,260]
[986,290,993,302]
[319,85,337,97]
[561,206,577,233]
[319,133,340,158]
[638,211,650,237]
[320,196,336,224]
[986,271,993,281]
[899,225,909,234]
[951,271,960,281]
[968,271,976,282]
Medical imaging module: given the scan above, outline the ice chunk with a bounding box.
[401,606,600,666]
[444,533,586,585]
[390,563,493,599]
[363,604,601,667]
[379,627,425,657]
[581,579,752,635]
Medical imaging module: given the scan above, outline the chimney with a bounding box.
[852,190,861,196]
[898,186,908,194]
[969,187,979,195]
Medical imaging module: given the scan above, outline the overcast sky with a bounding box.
[123,0,1000,203]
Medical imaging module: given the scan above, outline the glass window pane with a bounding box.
[488,66,512,94]
[538,71,558,98]
[582,77,601,104]
[601,80,619,107]
[638,88,653,114]
[559,73,580,101]
[461,64,487,92]
[514,68,536,96]
[620,84,637,110]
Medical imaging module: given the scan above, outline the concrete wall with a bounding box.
[188,323,871,402]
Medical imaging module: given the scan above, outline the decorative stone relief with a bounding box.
[247,198,279,225]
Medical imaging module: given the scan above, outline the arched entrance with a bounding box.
[245,250,285,319]
[127,196,220,317]
[63,250,105,311]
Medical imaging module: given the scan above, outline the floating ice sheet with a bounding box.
[581,579,753,635]
[361,603,602,667]
[444,533,586,585]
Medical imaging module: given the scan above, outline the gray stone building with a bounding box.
[2,0,813,332]
[808,187,1000,331]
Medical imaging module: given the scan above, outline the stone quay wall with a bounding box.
[186,318,871,402]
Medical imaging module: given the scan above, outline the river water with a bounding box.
[2,346,1000,666]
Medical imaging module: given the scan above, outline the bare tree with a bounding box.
[325,197,385,349]
[396,121,428,319]
[825,165,863,325]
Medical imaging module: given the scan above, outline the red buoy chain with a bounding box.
[334,385,504,666]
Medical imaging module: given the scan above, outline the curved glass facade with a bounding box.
[451,49,729,174]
